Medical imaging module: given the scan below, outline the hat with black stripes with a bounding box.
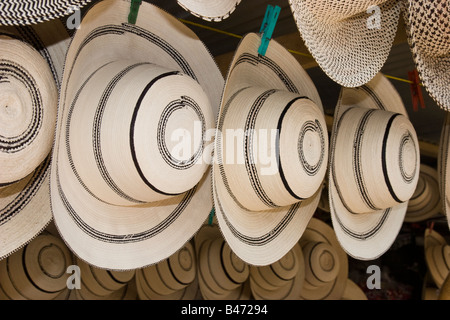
[50,0,224,270]
[212,32,328,266]
[329,72,420,261]
[177,0,241,22]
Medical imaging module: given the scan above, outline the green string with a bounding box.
[208,208,215,225]
[128,0,142,24]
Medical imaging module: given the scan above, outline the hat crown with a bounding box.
[303,241,340,287]
[333,107,419,214]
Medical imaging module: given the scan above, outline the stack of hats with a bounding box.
[424,228,450,290]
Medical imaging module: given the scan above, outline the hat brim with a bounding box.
[329,72,412,260]
[438,112,450,230]
[51,0,224,270]
[341,279,367,300]
[213,32,324,266]
[177,0,241,22]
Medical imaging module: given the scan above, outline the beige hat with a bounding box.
[289,0,402,87]
[50,0,224,270]
[341,279,368,300]
[439,272,450,300]
[404,0,450,111]
[438,111,450,230]
[213,32,327,266]
[425,243,450,289]
[177,0,241,21]
[329,72,420,260]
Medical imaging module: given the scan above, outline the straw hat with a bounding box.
[341,279,368,300]
[289,0,402,87]
[299,218,348,300]
[177,0,241,22]
[213,32,327,266]
[135,241,200,300]
[424,232,450,289]
[404,0,450,111]
[438,112,450,230]
[195,224,252,300]
[329,72,420,261]
[424,227,448,249]
[0,232,73,300]
[439,272,450,300]
[50,0,224,270]
[405,164,443,223]
[318,178,330,213]
[0,0,92,26]
[249,243,305,300]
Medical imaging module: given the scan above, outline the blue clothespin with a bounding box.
[128,0,142,24]
[258,5,281,56]
[208,207,215,225]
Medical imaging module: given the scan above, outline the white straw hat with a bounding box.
[50,0,224,270]
[177,0,241,22]
[329,72,420,260]
[0,0,92,26]
[213,32,327,266]
[438,111,450,230]
[289,0,402,87]
[404,0,450,111]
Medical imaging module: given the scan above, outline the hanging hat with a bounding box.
[135,240,199,300]
[341,279,368,300]
[50,0,224,270]
[404,0,450,111]
[249,243,305,300]
[329,72,420,260]
[299,218,348,300]
[0,0,92,26]
[424,227,448,249]
[425,244,450,289]
[438,112,450,230]
[177,0,241,22]
[195,224,252,300]
[405,164,443,223]
[0,232,73,300]
[318,178,330,213]
[289,0,403,87]
[213,32,327,266]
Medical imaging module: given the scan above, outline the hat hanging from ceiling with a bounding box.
[299,218,348,300]
[329,72,420,261]
[405,164,443,223]
[0,231,73,300]
[213,32,327,266]
[194,224,252,300]
[50,0,224,270]
[341,279,368,300]
[289,0,402,88]
[135,240,200,300]
[404,0,450,111]
[0,0,92,26]
[249,243,305,300]
[177,0,241,22]
[438,112,450,230]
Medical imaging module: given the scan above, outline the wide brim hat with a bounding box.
[341,279,367,300]
[438,111,450,230]
[50,0,224,270]
[439,272,450,300]
[424,228,450,289]
[405,164,443,223]
[329,72,420,260]
[299,218,348,300]
[404,0,450,111]
[0,0,92,26]
[177,0,241,22]
[213,32,326,267]
[289,0,402,87]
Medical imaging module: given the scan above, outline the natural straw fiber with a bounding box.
[438,112,450,230]
[177,0,241,22]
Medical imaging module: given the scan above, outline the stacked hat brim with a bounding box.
[424,228,450,289]
[341,279,367,300]
[50,0,224,270]
[438,111,450,230]
[177,0,241,22]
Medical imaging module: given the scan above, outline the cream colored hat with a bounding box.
[438,111,450,230]
[213,32,327,266]
[329,72,420,260]
[50,0,224,270]
[289,0,402,87]
[177,0,241,21]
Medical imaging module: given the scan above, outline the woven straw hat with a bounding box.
[177,0,241,22]
[299,218,348,300]
[439,272,450,300]
[0,232,73,300]
[249,243,305,300]
[195,224,252,300]
[424,227,450,290]
[0,0,92,26]
[289,0,402,87]
[50,0,224,270]
[404,0,450,111]
[318,178,330,213]
[135,241,200,300]
[341,279,368,300]
[329,72,420,260]
[213,32,327,267]
[438,112,450,230]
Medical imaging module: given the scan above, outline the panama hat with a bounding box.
[0,0,92,26]
[213,32,327,266]
[298,218,348,300]
[329,72,420,261]
[405,164,443,223]
[0,231,73,300]
[404,0,450,111]
[438,112,450,229]
[249,243,305,300]
[318,178,330,213]
[135,240,199,300]
[425,244,450,289]
[194,224,252,300]
[289,0,402,87]
[341,279,368,300]
[177,0,241,22]
[50,0,224,270]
